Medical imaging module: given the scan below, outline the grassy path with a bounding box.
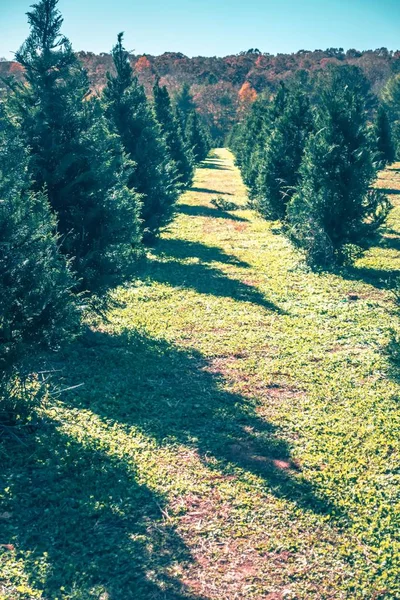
[2,149,400,599]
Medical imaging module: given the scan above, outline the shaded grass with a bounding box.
[177,203,248,222]
[136,252,284,313]
[1,420,203,600]
[190,187,233,196]
[154,238,250,268]
[2,150,400,600]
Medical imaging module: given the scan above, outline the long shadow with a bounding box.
[1,419,206,599]
[377,188,400,196]
[178,203,248,222]
[140,253,283,313]
[341,265,400,289]
[380,236,400,252]
[385,328,400,385]
[190,187,233,196]
[155,238,250,269]
[198,159,231,171]
[58,330,345,524]
[3,331,348,597]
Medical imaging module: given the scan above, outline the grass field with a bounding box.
[1,148,400,599]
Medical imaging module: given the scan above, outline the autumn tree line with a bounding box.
[0,0,211,421]
[229,66,397,266]
[4,44,400,143]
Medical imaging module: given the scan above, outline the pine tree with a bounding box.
[271,82,287,120]
[231,96,272,195]
[0,103,78,380]
[185,110,210,163]
[9,0,142,291]
[153,80,194,187]
[255,87,312,220]
[288,66,390,267]
[175,83,196,130]
[373,105,396,167]
[382,74,400,159]
[104,33,179,241]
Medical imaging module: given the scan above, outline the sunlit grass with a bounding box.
[1,150,400,599]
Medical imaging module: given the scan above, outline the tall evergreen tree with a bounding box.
[153,80,194,187]
[373,105,396,167]
[185,110,210,163]
[255,87,312,220]
[9,0,142,291]
[382,74,400,160]
[231,96,272,195]
[104,33,179,241]
[271,81,287,120]
[288,66,390,267]
[0,103,77,379]
[175,83,196,130]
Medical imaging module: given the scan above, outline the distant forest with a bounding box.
[1,47,399,141]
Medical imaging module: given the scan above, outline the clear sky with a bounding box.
[1,0,400,59]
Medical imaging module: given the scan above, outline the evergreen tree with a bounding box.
[231,96,272,195]
[153,80,194,187]
[373,105,396,167]
[185,110,210,163]
[104,33,179,241]
[255,87,312,220]
[382,74,400,159]
[0,103,78,379]
[271,81,287,120]
[9,0,142,291]
[175,83,196,130]
[288,66,390,267]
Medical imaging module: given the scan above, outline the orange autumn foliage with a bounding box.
[238,81,257,103]
[238,82,257,114]
[9,62,24,74]
[135,56,152,72]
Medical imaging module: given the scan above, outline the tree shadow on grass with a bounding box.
[340,265,400,290]
[198,159,231,171]
[60,330,346,523]
[2,331,348,598]
[376,188,400,196]
[155,238,250,269]
[177,203,248,222]
[140,252,284,314]
[1,420,206,599]
[386,331,400,384]
[375,227,400,252]
[190,187,233,196]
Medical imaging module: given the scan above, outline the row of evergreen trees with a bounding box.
[0,0,210,402]
[230,66,393,267]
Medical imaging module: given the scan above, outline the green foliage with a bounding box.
[175,82,196,130]
[0,105,78,395]
[153,80,195,187]
[232,81,311,220]
[185,110,210,162]
[9,0,142,291]
[210,196,240,211]
[255,86,312,220]
[229,95,272,195]
[382,73,400,120]
[104,33,180,241]
[288,66,391,267]
[373,105,396,167]
[382,74,400,159]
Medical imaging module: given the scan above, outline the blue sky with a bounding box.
[1,0,400,59]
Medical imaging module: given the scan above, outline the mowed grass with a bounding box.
[1,149,400,599]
